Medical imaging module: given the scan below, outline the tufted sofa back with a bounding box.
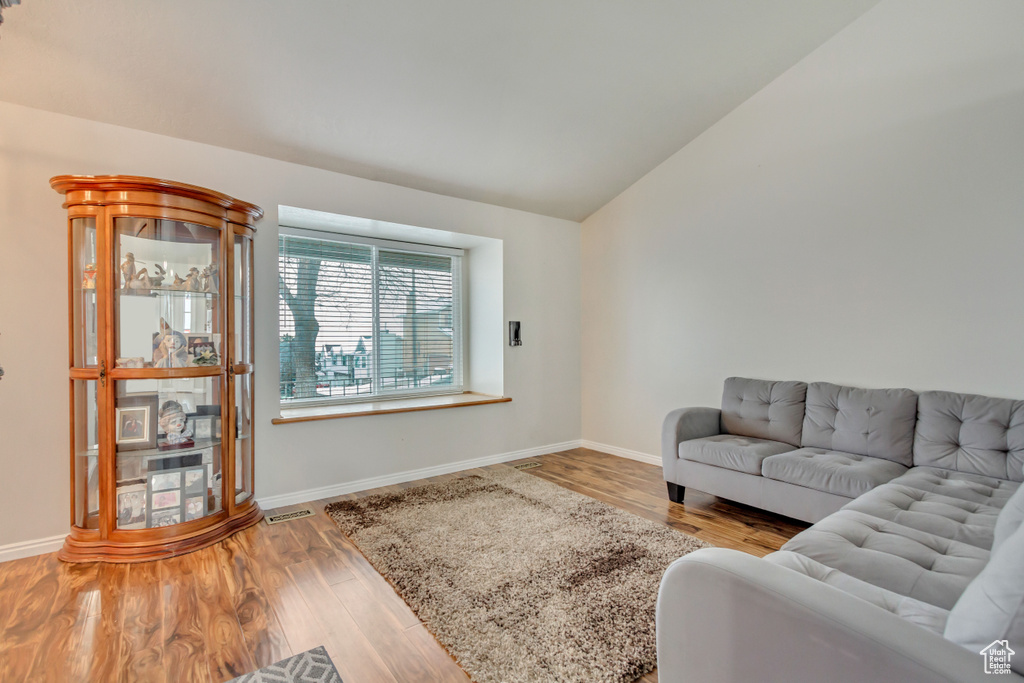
[801,382,919,466]
[718,378,1024,481]
[914,391,1024,482]
[720,377,807,447]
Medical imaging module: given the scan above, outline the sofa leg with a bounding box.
[667,482,685,504]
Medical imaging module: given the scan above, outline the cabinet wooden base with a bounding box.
[57,502,264,563]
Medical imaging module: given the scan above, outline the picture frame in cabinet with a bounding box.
[150,471,181,492]
[116,480,147,530]
[152,490,180,510]
[192,404,220,416]
[186,333,220,367]
[115,393,159,451]
[116,406,149,444]
[184,466,208,520]
[185,495,205,521]
[145,463,208,527]
[150,508,181,527]
[188,414,220,441]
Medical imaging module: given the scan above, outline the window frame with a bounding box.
[278,225,465,409]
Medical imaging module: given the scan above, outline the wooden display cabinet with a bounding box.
[52,175,263,562]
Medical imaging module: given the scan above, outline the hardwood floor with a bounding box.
[0,448,807,682]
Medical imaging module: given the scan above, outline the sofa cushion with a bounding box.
[761,448,907,498]
[780,510,990,609]
[720,377,807,448]
[993,481,1024,554]
[802,382,917,465]
[678,434,793,475]
[842,483,999,549]
[890,467,1020,508]
[765,550,949,634]
[914,390,1024,482]
[945,523,1024,675]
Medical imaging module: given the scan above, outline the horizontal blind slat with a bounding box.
[378,249,452,272]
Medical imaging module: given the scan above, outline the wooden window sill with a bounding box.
[272,392,511,424]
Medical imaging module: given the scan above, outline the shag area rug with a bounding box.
[325,467,711,683]
[228,646,342,682]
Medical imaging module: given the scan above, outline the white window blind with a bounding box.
[279,230,462,405]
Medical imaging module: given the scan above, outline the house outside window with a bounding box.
[279,226,463,406]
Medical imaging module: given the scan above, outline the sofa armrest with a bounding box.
[662,407,721,474]
[656,548,996,683]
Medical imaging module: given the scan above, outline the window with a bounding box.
[279,227,463,406]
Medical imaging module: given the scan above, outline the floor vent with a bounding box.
[513,462,541,471]
[266,509,315,525]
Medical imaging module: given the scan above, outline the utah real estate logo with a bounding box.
[981,640,1015,675]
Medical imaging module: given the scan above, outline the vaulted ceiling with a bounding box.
[0,1,877,221]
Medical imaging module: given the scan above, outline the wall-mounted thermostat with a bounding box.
[509,321,522,346]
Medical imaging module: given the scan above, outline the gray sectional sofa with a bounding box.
[657,377,1024,682]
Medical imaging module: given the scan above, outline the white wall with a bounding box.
[0,101,581,549]
[581,0,1024,457]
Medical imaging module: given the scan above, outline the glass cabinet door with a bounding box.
[72,379,100,529]
[234,372,253,504]
[113,218,222,369]
[114,377,224,529]
[233,234,252,365]
[233,232,254,504]
[72,217,99,367]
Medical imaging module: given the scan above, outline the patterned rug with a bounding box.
[326,467,710,683]
[228,646,342,683]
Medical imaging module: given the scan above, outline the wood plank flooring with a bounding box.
[0,448,807,682]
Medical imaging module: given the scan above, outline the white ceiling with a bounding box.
[0,1,877,221]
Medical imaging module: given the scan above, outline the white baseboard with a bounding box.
[0,534,65,564]
[580,440,661,466]
[256,440,584,510]
[0,439,660,562]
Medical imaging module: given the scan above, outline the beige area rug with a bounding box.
[325,467,711,683]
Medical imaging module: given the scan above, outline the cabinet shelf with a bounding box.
[115,437,225,458]
[53,174,262,563]
[74,435,250,460]
[116,289,218,298]
[108,367,224,379]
